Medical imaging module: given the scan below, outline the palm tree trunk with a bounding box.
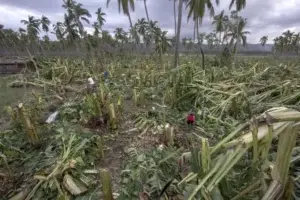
[127,13,133,30]
[127,13,138,52]
[193,22,196,41]
[173,0,177,35]
[233,18,240,65]
[174,0,183,68]
[144,0,150,22]
[219,32,222,49]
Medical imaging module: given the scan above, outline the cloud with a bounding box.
[0,0,299,44]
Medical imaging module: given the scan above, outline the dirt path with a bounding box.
[98,101,160,196]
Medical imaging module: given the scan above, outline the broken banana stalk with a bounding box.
[17,103,40,146]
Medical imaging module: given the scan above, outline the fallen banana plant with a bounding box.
[179,107,300,200]
[17,103,40,146]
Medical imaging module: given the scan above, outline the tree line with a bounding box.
[0,0,299,58]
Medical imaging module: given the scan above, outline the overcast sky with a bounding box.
[0,0,299,44]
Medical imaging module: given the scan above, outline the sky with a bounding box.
[0,0,299,44]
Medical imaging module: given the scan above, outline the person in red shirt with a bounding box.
[187,112,195,125]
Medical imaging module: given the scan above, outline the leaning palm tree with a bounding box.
[40,16,51,52]
[52,22,66,50]
[63,13,79,44]
[21,16,41,42]
[21,16,41,53]
[62,0,91,37]
[73,3,91,37]
[40,16,51,35]
[52,22,65,41]
[95,8,106,29]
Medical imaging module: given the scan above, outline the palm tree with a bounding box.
[63,13,79,43]
[205,33,215,49]
[40,16,51,35]
[273,36,284,54]
[114,27,127,43]
[212,10,228,45]
[177,0,219,68]
[52,22,65,49]
[144,20,159,46]
[173,0,183,68]
[95,8,106,29]
[135,18,148,44]
[260,36,268,48]
[186,37,193,52]
[21,16,41,42]
[18,28,28,48]
[282,30,294,45]
[107,0,139,46]
[62,0,91,37]
[40,15,51,52]
[52,22,64,41]
[102,30,114,44]
[225,17,250,55]
[92,22,100,37]
[291,33,300,54]
[197,32,206,45]
[155,30,171,53]
[172,0,177,36]
[106,0,134,28]
[229,0,247,11]
[154,29,171,67]
[73,3,91,36]
[0,28,20,55]
[185,0,220,31]
[182,37,188,47]
[135,18,147,35]
[0,25,11,54]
